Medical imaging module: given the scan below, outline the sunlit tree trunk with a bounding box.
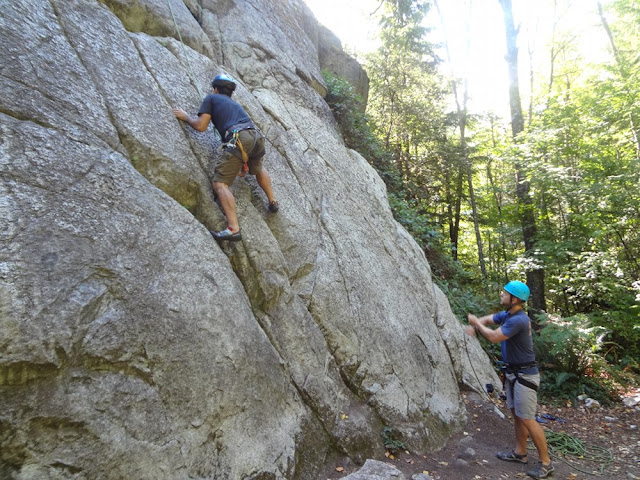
[487,117,509,275]
[444,155,464,261]
[499,0,546,317]
[527,37,534,127]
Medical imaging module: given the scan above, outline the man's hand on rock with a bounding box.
[173,108,189,121]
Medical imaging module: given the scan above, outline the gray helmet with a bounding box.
[211,74,236,92]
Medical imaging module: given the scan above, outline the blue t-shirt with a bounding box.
[493,309,538,374]
[198,94,253,141]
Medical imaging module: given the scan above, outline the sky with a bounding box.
[303,0,613,116]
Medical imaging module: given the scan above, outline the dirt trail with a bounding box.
[324,389,640,480]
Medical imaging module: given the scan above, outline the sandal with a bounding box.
[496,450,528,464]
[527,462,554,478]
[268,200,279,213]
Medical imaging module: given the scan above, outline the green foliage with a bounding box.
[533,314,631,405]
[322,71,367,148]
[388,193,442,245]
[322,70,402,191]
[538,370,614,406]
[590,308,640,369]
[381,426,407,454]
[447,288,490,328]
[534,314,606,375]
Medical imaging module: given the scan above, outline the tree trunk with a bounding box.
[547,0,559,99]
[456,90,488,282]
[500,0,524,137]
[444,161,455,257]
[466,157,488,282]
[486,157,509,280]
[452,163,464,261]
[499,0,546,317]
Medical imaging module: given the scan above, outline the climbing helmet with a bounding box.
[211,74,236,92]
[503,281,530,301]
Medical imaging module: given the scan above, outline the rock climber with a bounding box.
[173,74,279,241]
[466,281,554,479]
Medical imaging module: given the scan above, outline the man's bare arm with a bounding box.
[475,323,509,344]
[467,313,509,343]
[468,313,495,327]
[173,109,211,132]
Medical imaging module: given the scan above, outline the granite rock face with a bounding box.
[0,1,499,478]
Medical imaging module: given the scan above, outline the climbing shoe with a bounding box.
[496,450,528,464]
[268,200,279,213]
[526,462,554,479]
[210,228,242,241]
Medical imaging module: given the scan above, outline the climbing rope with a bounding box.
[462,329,503,409]
[165,0,203,99]
[531,430,614,476]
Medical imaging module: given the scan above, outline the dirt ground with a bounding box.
[323,388,640,480]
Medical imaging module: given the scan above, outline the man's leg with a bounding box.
[521,418,551,465]
[212,181,240,232]
[513,409,530,458]
[255,169,276,203]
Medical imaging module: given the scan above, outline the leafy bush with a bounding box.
[538,370,614,406]
[589,309,640,371]
[534,314,606,375]
[388,193,442,246]
[533,314,631,404]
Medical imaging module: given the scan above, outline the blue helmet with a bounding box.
[504,281,530,301]
[211,74,236,92]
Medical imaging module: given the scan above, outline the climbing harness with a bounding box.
[231,130,249,174]
[502,362,539,400]
[221,130,249,175]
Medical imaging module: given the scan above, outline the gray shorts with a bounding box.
[505,372,540,420]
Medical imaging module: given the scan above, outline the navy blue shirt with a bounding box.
[493,309,538,374]
[198,94,252,141]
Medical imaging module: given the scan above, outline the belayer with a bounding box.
[173,74,279,241]
[466,281,554,479]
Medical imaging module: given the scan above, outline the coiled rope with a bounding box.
[538,430,614,476]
